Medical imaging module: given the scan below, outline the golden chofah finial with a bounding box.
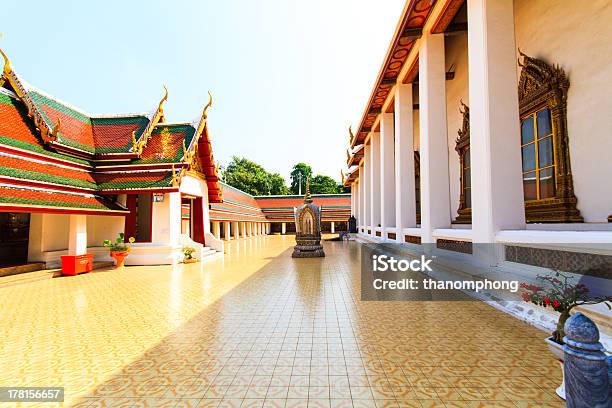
[161,84,169,104]
[157,85,169,121]
[182,140,188,158]
[348,126,355,144]
[0,48,13,75]
[202,90,213,120]
[340,170,345,184]
[459,98,468,114]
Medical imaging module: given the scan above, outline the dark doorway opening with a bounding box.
[0,212,30,267]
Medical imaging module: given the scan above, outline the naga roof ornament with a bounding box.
[0,48,59,144]
[131,85,168,155]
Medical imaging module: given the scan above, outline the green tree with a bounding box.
[222,157,290,196]
[310,174,343,194]
[268,173,290,195]
[290,163,312,195]
[222,156,271,195]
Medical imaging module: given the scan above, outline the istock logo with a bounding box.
[372,254,433,272]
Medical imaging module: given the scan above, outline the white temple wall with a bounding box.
[444,33,469,223]
[38,214,70,252]
[86,215,124,247]
[514,0,612,222]
[180,175,211,234]
[152,192,182,246]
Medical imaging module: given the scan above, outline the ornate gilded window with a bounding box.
[518,51,581,222]
[521,108,555,200]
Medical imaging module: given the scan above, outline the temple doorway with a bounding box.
[181,195,205,245]
[0,212,30,267]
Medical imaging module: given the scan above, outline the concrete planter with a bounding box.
[545,336,566,400]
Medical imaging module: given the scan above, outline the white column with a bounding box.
[394,84,417,242]
[212,221,221,240]
[68,214,87,256]
[354,180,360,227]
[223,221,231,241]
[239,221,246,238]
[380,113,395,239]
[281,222,287,234]
[369,133,381,233]
[232,222,239,239]
[351,183,356,216]
[247,222,252,237]
[360,164,367,231]
[419,32,451,244]
[331,221,335,234]
[468,0,525,246]
[363,147,371,233]
[266,223,271,234]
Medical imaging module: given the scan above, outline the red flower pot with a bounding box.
[110,251,129,268]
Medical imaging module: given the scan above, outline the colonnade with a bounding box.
[352,0,525,246]
[210,221,270,241]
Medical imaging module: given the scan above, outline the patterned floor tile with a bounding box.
[0,236,563,408]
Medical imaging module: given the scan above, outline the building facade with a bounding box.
[344,0,612,260]
[0,50,351,271]
[0,49,226,267]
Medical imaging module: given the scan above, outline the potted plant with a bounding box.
[521,270,611,398]
[182,246,197,263]
[103,233,135,268]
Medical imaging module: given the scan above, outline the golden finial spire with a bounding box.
[348,126,354,144]
[304,177,312,203]
[0,48,13,75]
[202,90,213,120]
[157,85,168,122]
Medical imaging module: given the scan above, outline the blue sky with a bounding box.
[3,0,404,182]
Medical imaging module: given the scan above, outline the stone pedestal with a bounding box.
[563,312,611,408]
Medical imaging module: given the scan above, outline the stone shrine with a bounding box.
[292,180,325,258]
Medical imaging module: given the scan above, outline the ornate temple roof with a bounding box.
[0,49,222,214]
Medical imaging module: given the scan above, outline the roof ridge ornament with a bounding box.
[202,90,213,120]
[171,163,186,187]
[0,47,13,76]
[0,47,58,143]
[51,117,62,139]
[131,85,169,155]
[348,126,354,144]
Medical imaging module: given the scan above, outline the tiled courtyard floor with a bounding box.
[0,236,564,408]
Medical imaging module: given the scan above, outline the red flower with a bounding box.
[553,299,561,308]
[522,293,530,301]
[544,296,551,306]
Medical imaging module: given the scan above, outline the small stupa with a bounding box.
[292,178,325,258]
